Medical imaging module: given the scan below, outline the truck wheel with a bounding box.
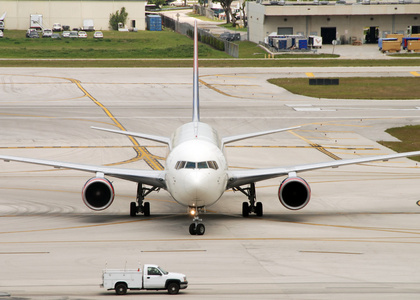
[115,283,127,295]
[167,282,180,295]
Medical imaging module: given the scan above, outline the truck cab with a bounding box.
[102,264,188,295]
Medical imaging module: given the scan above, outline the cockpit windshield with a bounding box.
[175,160,218,170]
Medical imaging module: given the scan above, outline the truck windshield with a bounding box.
[158,267,168,275]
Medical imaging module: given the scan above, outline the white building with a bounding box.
[248,0,420,44]
[0,0,146,31]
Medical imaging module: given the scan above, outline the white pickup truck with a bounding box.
[101,264,188,295]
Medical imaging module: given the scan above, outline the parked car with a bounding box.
[62,31,70,38]
[0,30,3,38]
[69,31,78,38]
[219,32,241,41]
[51,33,61,39]
[28,30,40,38]
[42,29,52,38]
[26,28,36,38]
[78,31,87,38]
[52,23,62,32]
[93,31,103,39]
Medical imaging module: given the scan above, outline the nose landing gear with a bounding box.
[188,207,205,235]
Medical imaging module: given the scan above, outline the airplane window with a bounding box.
[185,161,196,169]
[197,161,208,169]
[208,161,218,170]
[208,161,215,169]
[213,161,218,169]
[176,161,186,170]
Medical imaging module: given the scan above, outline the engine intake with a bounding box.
[278,176,311,210]
[82,177,115,211]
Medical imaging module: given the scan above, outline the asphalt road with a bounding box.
[1,67,420,299]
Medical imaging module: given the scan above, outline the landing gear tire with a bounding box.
[189,223,205,235]
[130,202,137,217]
[143,202,150,216]
[189,223,197,235]
[242,202,249,217]
[196,223,205,235]
[256,202,263,217]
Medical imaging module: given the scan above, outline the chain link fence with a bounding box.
[160,14,239,58]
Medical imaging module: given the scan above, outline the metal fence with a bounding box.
[160,14,239,58]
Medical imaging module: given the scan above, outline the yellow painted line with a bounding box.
[410,71,420,77]
[289,131,342,160]
[70,78,164,170]
[306,72,315,77]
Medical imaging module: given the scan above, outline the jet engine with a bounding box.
[82,177,115,211]
[278,176,311,210]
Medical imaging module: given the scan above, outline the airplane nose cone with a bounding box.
[180,170,222,208]
[184,171,208,200]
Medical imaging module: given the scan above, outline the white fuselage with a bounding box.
[165,121,228,208]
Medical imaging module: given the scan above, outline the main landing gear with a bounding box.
[233,183,263,217]
[189,207,205,235]
[130,183,159,217]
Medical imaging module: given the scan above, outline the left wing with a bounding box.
[0,155,166,189]
[227,150,420,189]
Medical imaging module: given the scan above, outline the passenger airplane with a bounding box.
[1,22,420,235]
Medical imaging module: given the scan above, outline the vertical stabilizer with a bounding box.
[192,20,200,122]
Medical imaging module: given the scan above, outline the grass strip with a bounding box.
[379,125,420,162]
[268,77,420,99]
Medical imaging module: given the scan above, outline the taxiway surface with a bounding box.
[1,67,420,299]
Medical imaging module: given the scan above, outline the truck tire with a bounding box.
[167,282,180,295]
[115,282,128,295]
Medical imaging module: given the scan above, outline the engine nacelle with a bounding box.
[278,176,311,210]
[82,177,115,211]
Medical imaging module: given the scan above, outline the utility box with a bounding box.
[381,41,401,53]
[30,14,43,29]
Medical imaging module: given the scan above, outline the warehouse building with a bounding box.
[248,0,420,45]
[0,0,146,31]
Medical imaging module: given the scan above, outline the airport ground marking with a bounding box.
[69,78,164,170]
[289,131,342,160]
[305,72,315,77]
[410,71,420,77]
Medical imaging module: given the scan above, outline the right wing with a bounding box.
[0,155,167,189]
[221,126,300,148]
[227,150,420,189]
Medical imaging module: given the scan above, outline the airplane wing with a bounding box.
[0,155,167,189]
[226,150,420,189]
[91,126,172,149]
[221,126,301,147]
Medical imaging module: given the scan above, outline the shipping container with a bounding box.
[146,15,162,31]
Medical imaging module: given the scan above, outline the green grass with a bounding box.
[3,30,420,67]
[0,29,230,59]
[379,125,420,162]
[268,77,420,99]
[218,23,247,32]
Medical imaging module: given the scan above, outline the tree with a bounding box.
[212,0,234,24]
[148,0,166,9]
[239,0,252,28]
[109,7,128,30]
